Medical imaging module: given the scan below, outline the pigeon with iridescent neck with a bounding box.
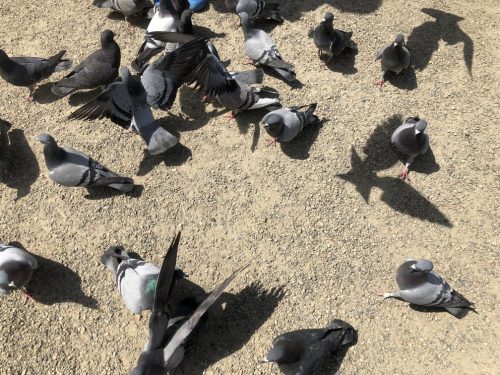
[381,258,475,318]
[0,243,38,298]
[375,34,410,88]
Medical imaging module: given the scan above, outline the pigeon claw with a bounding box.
[374,79,385,89]
[225,111,237,120]
[399,167,411,181]
[266,138,278,147]
[22,290,36,304]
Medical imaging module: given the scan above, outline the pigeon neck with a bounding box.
[322,20,334,33]
[416,132,426,150]
[396,263,427,289]
[43,143,65,166]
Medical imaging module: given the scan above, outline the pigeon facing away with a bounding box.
[381,259,475,318]
[93,0,152,25]
[375,34,410,88]
[313,13,357,64]
[130,263,249,374]
[52,30,121,97]
[391,116,429,180]
[0,49,72,100]
[0,243,38,297]
[262,103,319,145]
[226,0,283,23]
[36,133,134,192]
[264,319,357,375]
[239,12,296,83]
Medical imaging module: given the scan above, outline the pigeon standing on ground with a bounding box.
[0,49,72,100]
[226,0,283,24]
[130,263,249,374]
[313,13,357,65]
[52,30,121,97]
[240,12,296,83]
[380,258,475,318]
[391,116,429,180]
[262,103,319,146]
[0,243,38,298]
[264,320,357,375]
[375,34,410,88]
[36,133,134,192]
[93,0,153,26]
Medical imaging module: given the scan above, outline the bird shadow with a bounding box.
[407,8,473,76]
[33,83,61,104]
[193,25,227,39]
[177,283,286,375]
[136,143,192,176]
[386,66,417,90]
[84,184,144,200]
[171,86,218,131]
[232,109,264,151]
[107,11,150,30]
[0,128,40,200]
[324,48,358,75]
[9,241,98,308]
[68,89,102,107]
[0,119,11,166]
[280,120,326,160]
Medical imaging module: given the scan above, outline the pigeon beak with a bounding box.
[415,129,421,135]
[35,135,47,144]
[393,42,398,47]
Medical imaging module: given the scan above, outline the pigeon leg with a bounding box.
[374,72,386,89]
[22,289,36,304]
[377,291,397,300]
[134,313,142,321]
[399,166,411,181]
[266,138,278,147]
[224,110,237,120]
[25,85,36,102]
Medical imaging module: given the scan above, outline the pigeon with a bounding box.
[313,13,357,65]
[52,30,121,97]
[262,103,319,145]
[0,49,72,100]
[101,233,182,317]
[240,12,296,83]
[375,34,410,88]
[381,259,475,318]
[130,263,248,374]
[93,0,153,25]
[0,243,38,298]
[391,117,429,180]
[133,0,192,71]
[36,133,134,192]
[226,0,283,23]
[264,320,357,375]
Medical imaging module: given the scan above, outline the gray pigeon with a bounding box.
[264,320,357,375]
[101,233,182,317]
[36,133,134,192]
[313,13,357,64]
[375,34,410,88]
[262,103,319,145]
[391,116,429,180]
[0,49,72,100]
[381,258,475,318]
[52,30,121,97]
[130,263,248,374]
[226,0,283,23]
[93,0,152,25]
[0,243,38,297]
[240,12,296,83]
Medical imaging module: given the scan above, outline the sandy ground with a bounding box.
[0,0,499,374]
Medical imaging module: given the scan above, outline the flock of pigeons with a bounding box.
[0,1,477,374]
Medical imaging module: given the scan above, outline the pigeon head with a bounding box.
[0,49,9,62]
[394,34,405,46]
[263,115,284,138]
[324,12,334,23]
[409,259,433,273]
[100,30,116,45]
[415,119,428,134]
[36,133,57,146]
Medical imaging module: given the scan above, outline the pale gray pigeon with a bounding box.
[375,34,410,88]
[264,320,357,375]
[313,13,357,64]
[240,12,296,83]
[226,0,283,23]
[381,258,475,318]
[52,30,121,97]
[93,0,153,25]
[262,103,319,145]
[130,263,248,374]
[0,49,72,100]
[0,243,38,296]
[36,133,134,192]
[391,116,429,180]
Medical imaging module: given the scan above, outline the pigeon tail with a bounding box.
[93,0,114,8]
[108,177,135,192]
[51,84,75,97]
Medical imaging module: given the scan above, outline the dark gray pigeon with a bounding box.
[264,319,357,375]
[381,258,475,318]
[52,30,121,97]
[0,49,72,100]
[226,0,283,24]
[313,13,357,64]
[0,243,38,297]
[93,0,153,25]
[240,12,296,83]
[262,103,319,146]
[130,263,248,375]
[375,34,410,88]
[36,133,134,192]
[391,116,429,180]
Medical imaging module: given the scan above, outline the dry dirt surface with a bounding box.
[0,0,499,374]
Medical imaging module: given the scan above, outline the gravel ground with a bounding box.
[0,1,499,374]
